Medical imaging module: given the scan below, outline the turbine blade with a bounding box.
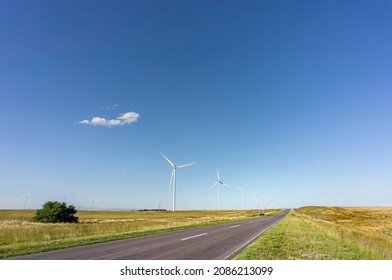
[208,182,218,190]
[222,182,232,188]
[177,162,196,168]
[169,169,175,189]
[160,152,175,168]
[217,168,220,180]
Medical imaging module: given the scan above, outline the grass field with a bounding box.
[0,209,279,259]
[235,207,392,260]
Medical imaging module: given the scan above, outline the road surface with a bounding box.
[10,209,289,260]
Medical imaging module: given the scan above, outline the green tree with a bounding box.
[33,201,79,223]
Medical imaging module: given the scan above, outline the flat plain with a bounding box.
[0,209,278,259]
[235,206,392,260]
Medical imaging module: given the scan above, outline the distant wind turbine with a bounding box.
[209,169,232,210]
[23,194,29,210]
[250,191,258,210]
[257,193,266,213]
[237,185,247,210]
[161,152,196,212]
[266,196,272,209]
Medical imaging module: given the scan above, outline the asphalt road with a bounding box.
[10,209,289,260]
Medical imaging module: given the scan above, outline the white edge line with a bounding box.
[181,233,208,241]
[230,225,240,228]
[224,213,287,260]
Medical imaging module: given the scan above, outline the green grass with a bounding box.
[0,209,280,259]
[235,207,392,260]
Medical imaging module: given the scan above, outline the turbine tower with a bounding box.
[250,191,258,210]
[161,152,196,212]
[23,194,29,210]
[259,193,266,213]
[209,169,232,210]
[237,185,246,210]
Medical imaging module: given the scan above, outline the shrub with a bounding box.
[33,201,79,223]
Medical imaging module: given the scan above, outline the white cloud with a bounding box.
[99,104,119,111]
[79,112,140,127]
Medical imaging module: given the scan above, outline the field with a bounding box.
[235,207,392,260]
[0,209,279,259]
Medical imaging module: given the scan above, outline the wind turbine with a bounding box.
[266,196,272,209]
[250,191,258,210]
[237,185,246,210]
[161,152,196,212]
[209,169,232,210]
[257,193,266,213]
[23,194,29,210]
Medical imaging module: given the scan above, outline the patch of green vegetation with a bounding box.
[235,210,377,260]
[33,201,79,223]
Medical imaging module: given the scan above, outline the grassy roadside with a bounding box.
[0,209,280,259]
[235,207,392,260]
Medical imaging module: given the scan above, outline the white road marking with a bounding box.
[181,233,207,241]
[230,225,240,228]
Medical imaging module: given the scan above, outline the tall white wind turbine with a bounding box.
[161,152,196,212]
[209,169,232,210]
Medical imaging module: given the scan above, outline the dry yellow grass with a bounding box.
[297,207,392,237]
[295,207,392,259]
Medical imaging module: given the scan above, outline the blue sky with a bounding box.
[1,0,391,210]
